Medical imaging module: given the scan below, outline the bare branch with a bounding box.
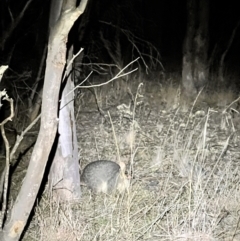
[219,21,240,82]
[10,114,41,163]
[0,95,14,228]
[0,0,33,50]
[18,0,33,20]
[75,57,139,89]
[99,21,163,72]
[63,48,84,81]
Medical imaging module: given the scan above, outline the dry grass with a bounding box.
[22,76,240,241]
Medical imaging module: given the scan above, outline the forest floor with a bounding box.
[2,75,240,241]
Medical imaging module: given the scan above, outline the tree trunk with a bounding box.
[193,0,209,90]
[49,46,81,201]
[182,0,197,96]
[182,0,209,96]
[0,0,88,240]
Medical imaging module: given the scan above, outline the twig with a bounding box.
[219,21,240,82]
[29,45,47,103]
[0,94,40,228]
[67,48,84,71]
[10,114,41,164]
[0,94,14,228]
[65,58,139,98]
[108,111,121,164]
[74,58,139,89]
[222,95,240,114]
[63,48,84,81]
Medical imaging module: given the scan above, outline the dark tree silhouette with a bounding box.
[182,0,209,96]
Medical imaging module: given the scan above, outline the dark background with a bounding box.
[0,0,240,89]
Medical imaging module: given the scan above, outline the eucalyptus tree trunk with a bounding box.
[193,0,209,90]
[0,0,88,240]
[182,0,209,96]
[48,46,81,201]
[182,0,197,96]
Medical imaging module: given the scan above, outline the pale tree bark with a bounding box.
[0,0,88,240]
[182,0,209,96]
[48,46,81,201]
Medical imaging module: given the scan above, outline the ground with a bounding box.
[1,76,240,241]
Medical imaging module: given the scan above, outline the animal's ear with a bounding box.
[119,162,126,172]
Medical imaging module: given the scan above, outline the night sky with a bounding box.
[0,0,240,86]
